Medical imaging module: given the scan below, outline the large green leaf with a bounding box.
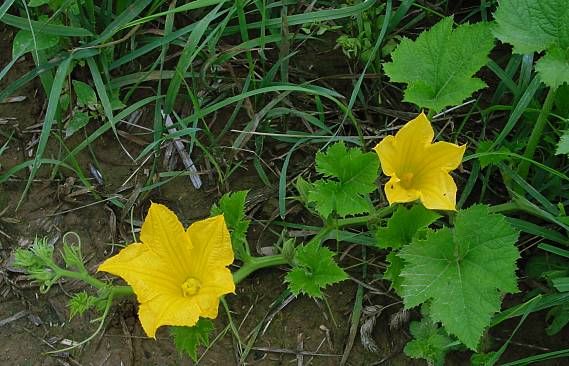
[493,0,569,89]
[376,204,440,249]
[383,17,494,113]
[285,240,348,298]
[307,142,379,218]
[399,205,520,350]
[493,0,569,54]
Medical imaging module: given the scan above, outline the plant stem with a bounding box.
[335,205,395,227]
[232,254,288,285]
[110,285,134,298]
[488,201,520,214]
[517,86,557,183]
[56,268,108,289]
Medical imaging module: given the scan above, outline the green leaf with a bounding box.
[384,251,404,295]
[170,319,214,361]
[404,317,453,366]
[493,0,569,54]
[307,142,379,218]
[556,130,569,155]
[476,140,512,168]
[383,17,494,113]
[65,111,91,138]
[399,205,520,350]
[376,204,440,249]
[525,254,569,280]
[68,291,97,320]
[294,176,312,204]
[285,240,348,298]
[61,241,86,272]
[546,303,569,335]
[72,80,98,109]
[535,47,569,88]
[109,90,126,110]
[211,191,250,260]
[59,93,70,111]
[28,0,51,6]
[309,180,372,218]
[552,277,569,292]
[12,29,59,58]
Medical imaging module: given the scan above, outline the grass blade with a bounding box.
[0,0,16,19]
[18,57,72,208]
[164,3,225,114]
[1,14,93,37]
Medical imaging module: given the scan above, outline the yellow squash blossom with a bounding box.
[98,203,235,338]
[374,112,466,210]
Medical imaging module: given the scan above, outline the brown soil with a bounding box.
[1,21,568,366]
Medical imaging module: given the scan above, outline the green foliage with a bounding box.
[72,80,98,110]
[170,319,214,361]
[375,204,440,249]
[526,254,569,281]
[211,190,250,261]
[493,0,569,54]
[28,0,52,7]
[555,130,569,155]
[546,303,569,335]
[493,0,569,88]
[285,240,348,298]
[14,237,59,292]
[399,205,520,350]
[12,28,59,57]
[383,17,494,113]
[536,47,569,88]
[307,142,378,218]
[404,317,453,366]
[384,251,404,295]
[335,2,386,67]
[294,176,312,205]
[65,111,91,138]
[68,291,98,320]
[61,240,87,272]
[476,141,511,168]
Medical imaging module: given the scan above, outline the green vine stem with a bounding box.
[232,254,288,285]
[56,267,108,289]
[517,86,557,183]
[335,205,396,227]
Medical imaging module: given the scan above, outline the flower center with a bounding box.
[399,172,415,189]
[181,277,201,297]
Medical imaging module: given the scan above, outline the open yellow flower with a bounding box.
[98,203,235,338]
[374,112,466,210]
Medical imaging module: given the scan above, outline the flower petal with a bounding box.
[395,112,434,149]
[376,112,434,179]
[98,243,182,303]
[384,177,421,205]
[374,136,399,176]
[139,203,193,278]
[186,215,234,276]
[422,141,466,173]
[195,268,235,319]
[202,266,235,294]
[416,171,458,210]
[138,294,200,338]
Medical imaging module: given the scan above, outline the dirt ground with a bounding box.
[1,23,569,366]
